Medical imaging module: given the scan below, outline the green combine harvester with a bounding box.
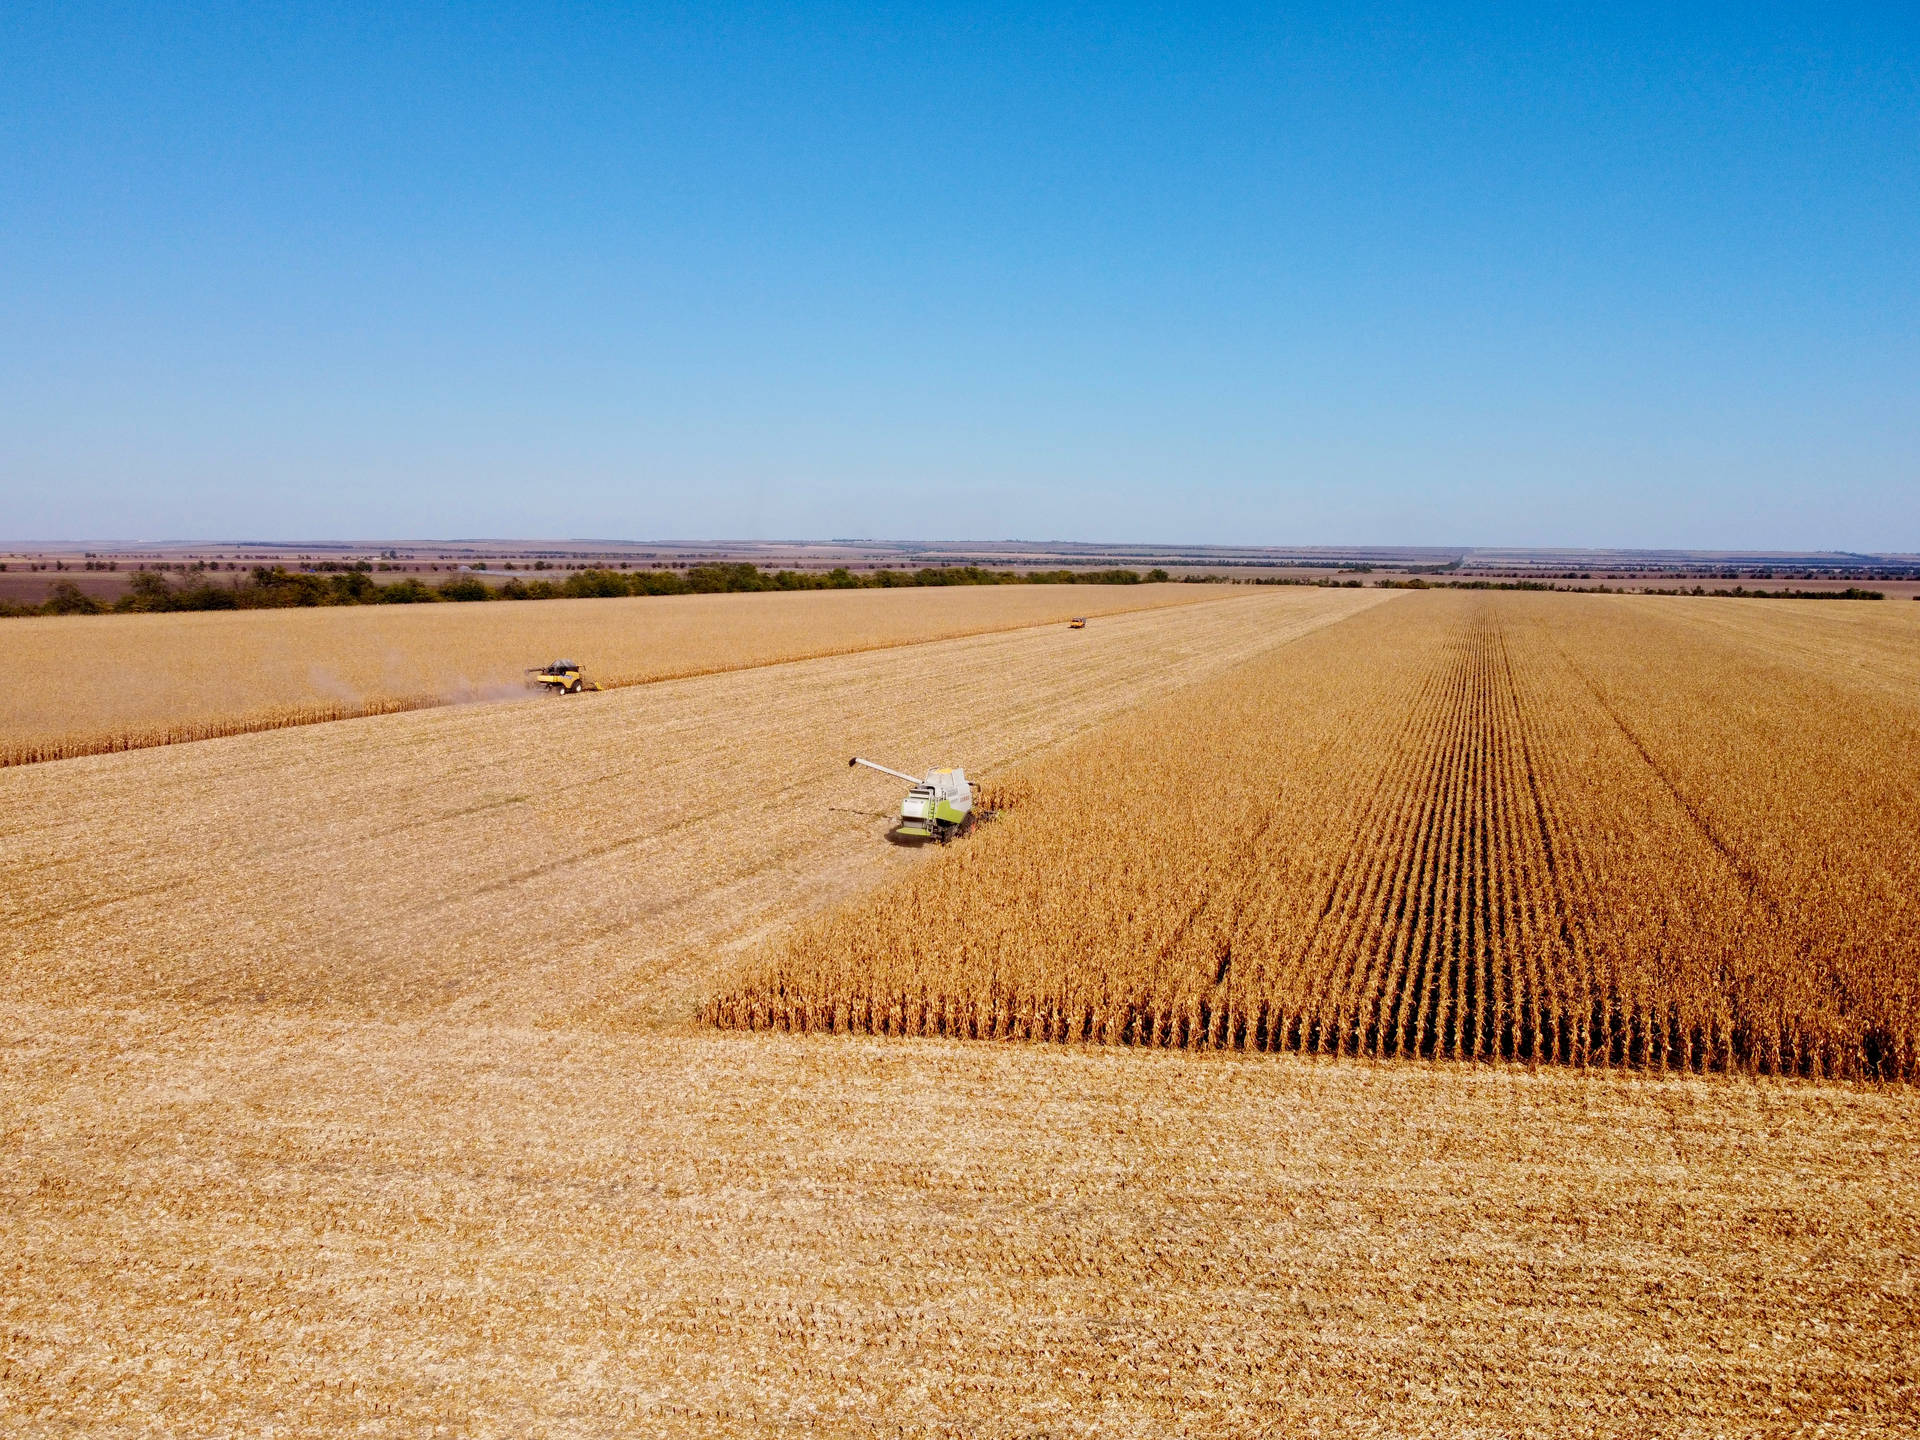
[850,757,979,843]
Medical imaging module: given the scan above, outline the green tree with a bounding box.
[42,581,103,615]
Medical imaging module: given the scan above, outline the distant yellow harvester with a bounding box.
[526,660,601,694]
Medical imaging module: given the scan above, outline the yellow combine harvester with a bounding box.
[1069,616,1087,629]
[526,660,601,694]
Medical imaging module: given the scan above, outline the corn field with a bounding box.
[710,592,1920,1081]
[8,587,1918,1433]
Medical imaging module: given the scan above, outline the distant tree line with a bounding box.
[1628,584,1884,600]
[1369,578,1884,599]
[4,563,1173,617]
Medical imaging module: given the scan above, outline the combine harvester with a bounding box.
[850,757,983,843]
[526,660,602,694]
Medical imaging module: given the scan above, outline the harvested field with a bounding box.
[0,581,1213,767]
[6,1012,1915,1437]
[713,592,1920,1081]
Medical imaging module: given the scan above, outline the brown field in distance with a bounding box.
[0,581,1213,767]
[4,589,1917,1436]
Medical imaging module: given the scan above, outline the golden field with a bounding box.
[716,592,1920,1080]
[9,1017,1915,1437]
[0,588,1374,1021]
[4,589,1918,1436]
[0,581,1212,766]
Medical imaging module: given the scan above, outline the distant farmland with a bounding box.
[6,586,1917,1435]
[714,591,1920,1081]
[0,581,1211,767]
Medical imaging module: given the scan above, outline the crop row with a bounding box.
[709,593,1920,1081]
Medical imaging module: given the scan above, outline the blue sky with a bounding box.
[2,3,1915,547]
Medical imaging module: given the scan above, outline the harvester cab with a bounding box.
[850,757,977,843]
[526,660,600,694]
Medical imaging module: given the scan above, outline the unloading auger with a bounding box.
[849,756,981,843]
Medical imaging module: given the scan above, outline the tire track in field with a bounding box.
[1550,640,1766,901]
[1540,630,1878,1074]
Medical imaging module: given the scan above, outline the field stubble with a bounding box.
[4,1011,1916,1437]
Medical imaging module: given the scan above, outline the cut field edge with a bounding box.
[698,993,1917,1086]
[691,1011,1915,1091]
[7,995,1898,1102]
[0,589,1248,770]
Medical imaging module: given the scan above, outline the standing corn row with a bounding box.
[707,592,1920,1082]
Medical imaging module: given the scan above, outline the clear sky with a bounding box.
[3,3,1915,548]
